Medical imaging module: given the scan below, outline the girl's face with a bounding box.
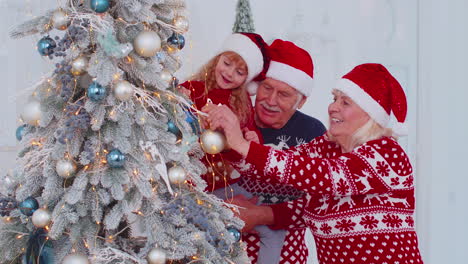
[328,90,370,143]
[214,54,248,90]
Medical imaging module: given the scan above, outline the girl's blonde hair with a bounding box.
[192,51,251,126]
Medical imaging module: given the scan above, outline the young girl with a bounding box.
[181,32,269,191]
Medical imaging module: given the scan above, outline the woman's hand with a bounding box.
[229,195,274,233]
[202,104,250,157]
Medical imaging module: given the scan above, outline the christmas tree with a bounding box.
[232,0,255,33]
[0,0,247,263]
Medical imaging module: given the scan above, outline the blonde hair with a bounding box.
[192,51,251,126]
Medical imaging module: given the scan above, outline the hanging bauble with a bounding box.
[51,9,70,30]
[134,31,161,57]
[90,0,110,13]
[37,36,56,56]
[147,248,166,264]
[56,159,77,179]
[174,16,189,33]
[168,165,186,184]
[114,80,134,101]
[19,197,39,216]
[159,70,173,85]
[0,197,17,217]
[167,33,185,50]
[16,125,27,141]
[106,149,126,168]
[167,120,181,136]
[32,208,52,228]
[22,101,42,126]
[70,56,89,76]
[185,110,200,135]
[22,228,54,264]
[227,226,241,242]
[87,81,107,101]
[63,253,90,264]
[200,129,226,155]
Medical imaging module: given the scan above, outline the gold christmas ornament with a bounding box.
[200,129,226,155]
[32,208,52,228]
[51,9,70,30]
[22,101,42,126]
[71,56,89,76]
[134,31,161,57]
[113,80,134,101]
[147,248,167,264]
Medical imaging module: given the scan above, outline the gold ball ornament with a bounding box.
[134,31,161,57]
[21,101,42,126]
[114,80,134,101]
[159,70,173,85]
[168,166,186,184]
[200,129,226,155]
[174,16,189,33]
[52,9,70,30]
[32,208,52,228]
[147,248,166,264]
[71,56,89,76]
[56,159,77,179]
[63,253,90,264]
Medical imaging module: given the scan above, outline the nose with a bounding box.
[226,65,235,77]
[265,91,278,105]
[328,101,339,113]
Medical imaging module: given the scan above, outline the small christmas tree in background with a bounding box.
[0,0,248,263]
[232,0,255,33]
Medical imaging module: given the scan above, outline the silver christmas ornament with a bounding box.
[174,16,189,33]
[32,208,52,228]
[52,9,70,30]
[114,80,134,101]
[159,70,173,85]
[168,166,186,184]
[63,253,90,264]
[71,56,89,76]
[22,101,42,126]
[200,129,226,155]
[147,248,166,264]
[56,159,77,179]
[134,31,161,57]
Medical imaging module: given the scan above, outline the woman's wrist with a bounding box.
[234,139,250,158]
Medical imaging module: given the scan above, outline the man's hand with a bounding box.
[229,195,274,233]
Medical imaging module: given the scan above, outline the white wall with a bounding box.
[1,0,467,263]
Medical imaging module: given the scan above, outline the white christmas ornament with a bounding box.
[52,9,70,30]
[22,101,42,126]
[200,130,226,155]
[159,70,172,85]
[147,248,166,264]
[174,16,189,33]
[114,80,134,101]
[56,159,77,178]
[168,165,186,184]
[63,253,90,264]
[71,56,89,76]
[134,31,161,57]
[32,208,52,228]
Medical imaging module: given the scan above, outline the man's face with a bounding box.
[255,78,306,129]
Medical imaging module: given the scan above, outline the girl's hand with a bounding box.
[244,129,260,144]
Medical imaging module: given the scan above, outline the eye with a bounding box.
[237,70,246,75]
[224,60,230,66]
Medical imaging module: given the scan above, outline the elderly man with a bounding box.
[209,39,326,264]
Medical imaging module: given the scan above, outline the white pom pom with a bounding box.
[246,82,259,95]
[392,122,408,137]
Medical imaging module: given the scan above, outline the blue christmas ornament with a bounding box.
[185,110,200,135]
[106,149,126,168]
[167,33,185,50]
[23,228,55,264]
[87,81,107,101]
[227,226,241,242]
[37,36,56,56]
[19,197,39,216]
[90,0,110,13]
[16,125,27,141]
[167,120,181,135]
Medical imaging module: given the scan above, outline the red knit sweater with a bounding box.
[230,135,424,264]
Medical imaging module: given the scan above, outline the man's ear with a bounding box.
[297,96,307,109]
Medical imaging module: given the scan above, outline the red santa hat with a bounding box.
[252,39,314,97]
[336,63,408,136]
[220,32,270,95]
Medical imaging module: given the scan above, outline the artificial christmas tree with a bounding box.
[232,0,255,33]
[0,0,248,263]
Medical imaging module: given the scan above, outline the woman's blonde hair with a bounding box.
[192,51,251,126]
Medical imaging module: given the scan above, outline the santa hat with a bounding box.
[335,63,408,136]
[254,39,314,97]
[220,33,270,95]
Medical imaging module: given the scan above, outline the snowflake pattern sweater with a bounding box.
[231,135,423,264]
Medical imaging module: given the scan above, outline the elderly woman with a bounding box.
[205,63,423,264]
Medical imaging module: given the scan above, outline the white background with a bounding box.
[0,0,467,263]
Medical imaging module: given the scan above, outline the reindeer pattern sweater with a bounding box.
[231,135,423,264]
